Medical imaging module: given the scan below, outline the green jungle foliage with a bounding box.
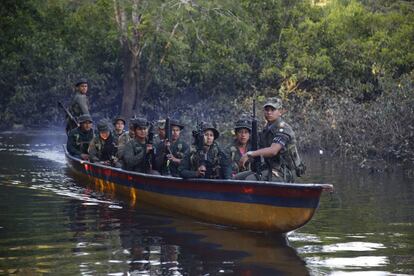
[0,0,413,168]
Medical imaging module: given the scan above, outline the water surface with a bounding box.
[0,131,413,275]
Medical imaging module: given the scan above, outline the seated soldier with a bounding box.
[112,115,126,144]
[88,120,118,166]
[154,119,166,145]
[154,119,189,176]
[178,122,231,179]
[238,97,305,182]
[116,118,135,168]
[122,117,157,174]
[67,114,94,160]
[225,117,253,178]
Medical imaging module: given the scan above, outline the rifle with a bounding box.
[146,122,155,173]
[58,101,78,126]
[251,99,262,180]
[164,116,172,172]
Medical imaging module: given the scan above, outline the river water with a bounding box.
[0,131,413,275]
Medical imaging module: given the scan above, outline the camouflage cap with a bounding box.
[78,114,93,124]
[131,117,149,129]
[170,119,184,130]
[157,119,166,129]
[97,120,110,132]
[234,118,252,131]
[113,115,126,125]
[75,78,88,87]
[202,122,219,140]
[263,97,283,110]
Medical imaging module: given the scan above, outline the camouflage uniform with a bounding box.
[258,117,298,182]
[122,117,151,172]
[69,93,89,118]
[154,138,189,177]
[123,139,147,172]
[67,117,94,159]
[66,79,90,132]
[225,140,252,176]
[117,131,133,158]
[112,115,126,145]
[88,121,117,164]
[179,141,231,179]
[225,118,253,176]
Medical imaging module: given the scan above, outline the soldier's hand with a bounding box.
[239,154,249,169]
[167,154,179,164]
[80,154,89,161]
[197,165,206,177]
[146,144,153,153]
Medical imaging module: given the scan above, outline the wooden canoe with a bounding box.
[64,146,333,233]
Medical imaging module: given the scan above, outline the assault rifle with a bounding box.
[165,117,172,147]
[164,116,172,173]
[251,99,262,180]
[58,101,78,133]
[145,122,155,173]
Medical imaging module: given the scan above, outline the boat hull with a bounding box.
[65,147,332,232]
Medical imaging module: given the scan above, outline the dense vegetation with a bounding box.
[1,0,413,170]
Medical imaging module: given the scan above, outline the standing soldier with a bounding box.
[67,114,94,160]
[88,120,118,166]
[154,119,189,176]
[225,118,253,178]
[179,122,231,179]
[122,117,156,173]
[66,78,90,133]
[238,97,305,182]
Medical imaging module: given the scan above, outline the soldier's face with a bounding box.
[264,106,281,122]
[171,126,181,141]
[158,128,166,139]
[236,128,250,145]
[78,83,88,94]
[203,130,215,146]
[135,127,148,140]
[115,120,125,132]
[99,131,110,140]
[80,121,92,131]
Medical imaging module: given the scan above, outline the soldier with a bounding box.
[154,119,189,176]
[112,115,126,144]
[225,118,253,177]
[122,117,156,173]
[88,120,118,165]
[116,119,135,165]
[179,122,231,179]
[154,119,166,145]
[238,97,305,182]
[66,78,90,133]
[67,114,94,160]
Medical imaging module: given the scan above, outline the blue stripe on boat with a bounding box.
[87,169,319,209]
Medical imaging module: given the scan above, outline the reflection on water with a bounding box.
[0,131,413,275]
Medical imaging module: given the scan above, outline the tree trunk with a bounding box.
[120,43,139,120]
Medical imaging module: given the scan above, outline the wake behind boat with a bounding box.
[65,145,333,233]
